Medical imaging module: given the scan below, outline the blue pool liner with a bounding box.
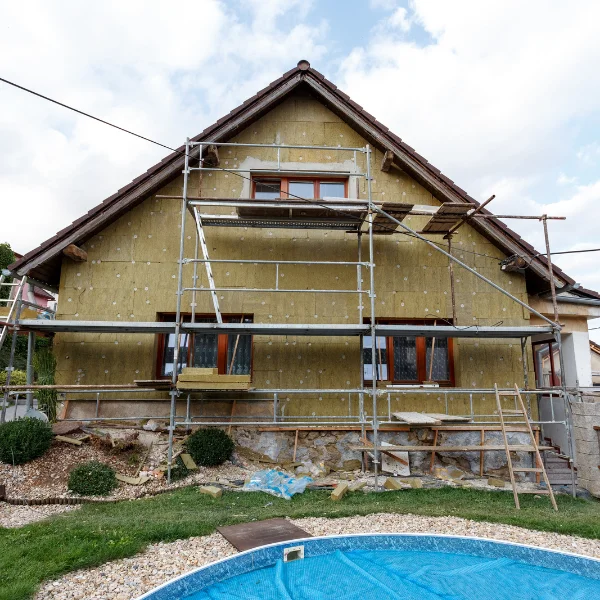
[137,533,600,600]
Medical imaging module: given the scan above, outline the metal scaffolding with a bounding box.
[0,140,577,495]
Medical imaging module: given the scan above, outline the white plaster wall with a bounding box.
[562,332,593,387]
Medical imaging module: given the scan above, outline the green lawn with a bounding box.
[1,487,599,600]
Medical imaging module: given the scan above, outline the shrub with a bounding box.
[169,455,190,482]
[68,461,117,496]
[186,428,234,467]
[0,369,27,386]
[0,417,53,464]
[33,348,58,422]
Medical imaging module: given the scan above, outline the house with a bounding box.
[0,253,56,322]
[590,341,600,386]
[7,61,600,484]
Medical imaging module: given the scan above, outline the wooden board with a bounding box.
[352,444,553,452]
[217,518,311,552]
[55,435,82,446]
[180,453,198,470]
[392,412,442,425]
[181,367,219,376]
[134,380,172,389]
[178,374,252,383]
[426,414,471,422]
[176,381,251,390]
[421,203,471,234]
[372,203,413,234]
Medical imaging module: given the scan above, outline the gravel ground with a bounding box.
[0,503,80,528]
[33,513,600,600]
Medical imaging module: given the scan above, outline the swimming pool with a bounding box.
[138,534,600,599]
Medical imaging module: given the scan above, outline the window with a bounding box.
[363,320,454,385]
[252,177,347,200]
[533,341,562,387]
[157,314,253,378]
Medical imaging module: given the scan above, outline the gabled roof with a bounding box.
[9,60,600,300]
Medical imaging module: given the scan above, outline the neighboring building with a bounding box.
[1,252,56,322]
[591,341,600,386]
[7,62,600,477]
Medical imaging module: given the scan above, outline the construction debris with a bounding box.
[116,474,151,486]
[199,485,223,499]
[54,436,83,446]
[180,454,198,470]
[330,481,349,501]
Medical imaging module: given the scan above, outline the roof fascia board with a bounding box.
[14,74,304,277]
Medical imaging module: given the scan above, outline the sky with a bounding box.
[0,0,599,338]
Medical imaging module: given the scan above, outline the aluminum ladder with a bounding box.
[0,273,25,351]
[494,383,558,511]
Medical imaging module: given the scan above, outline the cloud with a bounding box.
[576,142,600,165]
[557,173,577,185]
[337,0,600,302]
[0,0,327,253]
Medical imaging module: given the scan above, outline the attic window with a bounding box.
[254,179,281,199]
[252,177,347,200]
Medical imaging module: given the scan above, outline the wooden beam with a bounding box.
[204,145,220,167]
[62,244,87,262]
[380,149,394,172]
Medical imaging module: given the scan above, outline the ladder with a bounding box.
[494,383,558,511]
[192,208,222,323]
[0,274,25,351]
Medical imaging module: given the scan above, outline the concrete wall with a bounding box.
[55,90,533,419]
[571,397,600,497]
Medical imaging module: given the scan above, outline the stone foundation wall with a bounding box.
[571,397,600,497]
[233,428,535,479]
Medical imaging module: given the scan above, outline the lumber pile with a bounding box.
[176,367,251,390]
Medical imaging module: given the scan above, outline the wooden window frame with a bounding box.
[155,313,254,379]
[251,176,349,200]
[364,319,455,387]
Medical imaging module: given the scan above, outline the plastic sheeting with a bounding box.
[187,548,600,599]
[243,470,312,500]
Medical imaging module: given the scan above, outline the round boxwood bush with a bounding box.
[0,417,53,465]
[68,461,117,496]
[0,369,27,386]
[186,428,234,467]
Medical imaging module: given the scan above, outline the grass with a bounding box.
[1,487,599,599]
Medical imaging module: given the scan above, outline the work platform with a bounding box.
[18,320,554,339]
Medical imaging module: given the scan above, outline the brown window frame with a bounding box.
[251,176,349,200]
[363,319,455,386]
[532,340,562,388]
[155,313,254,379]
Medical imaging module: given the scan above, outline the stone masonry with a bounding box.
[571,396,600,497]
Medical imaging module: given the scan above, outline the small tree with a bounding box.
[0,242,15,302]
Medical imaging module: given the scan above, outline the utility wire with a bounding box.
[0,76,186,157]
[4,75,598,266]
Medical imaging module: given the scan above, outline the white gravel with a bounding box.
[34,533,236,600]
[32,513,600,600]
[0,503,80,528]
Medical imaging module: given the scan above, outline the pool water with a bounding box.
[185,548,600,599]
